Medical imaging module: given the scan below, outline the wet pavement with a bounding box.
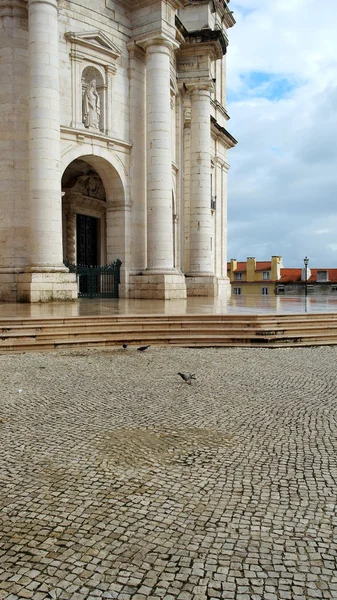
[1,295,337,319]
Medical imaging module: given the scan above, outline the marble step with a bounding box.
[1,314,337,352]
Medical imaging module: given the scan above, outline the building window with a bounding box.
[331,285,337,292]
[317,270,328,282]
[277,285,285,294]
[233,287,242,295]
[263,271,270,280]
[261,287,269,295]
[210,173,216,210]
[235,272,243,281]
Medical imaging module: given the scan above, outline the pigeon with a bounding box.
[178,372,196,385]
[122,343,128,349]
[137,345,151,352]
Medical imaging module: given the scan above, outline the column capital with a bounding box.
[185,80,214,95]
[140,35,179,54]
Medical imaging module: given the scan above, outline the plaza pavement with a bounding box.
[0,345,337,600]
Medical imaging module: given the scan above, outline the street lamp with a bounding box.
[304,256,309,297]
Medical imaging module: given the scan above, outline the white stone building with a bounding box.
[0,0,237,302]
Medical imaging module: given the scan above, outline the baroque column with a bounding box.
[0,0,29,301]
[188,83,213,275]
[17,0,77,301]
[130,36,186,299]
[145,39,174,271]
[184,82,218,296]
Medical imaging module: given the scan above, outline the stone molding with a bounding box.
[215,155,230,171]
[141,35,179,53]
[28,0,56,5]
[107,200,133,212]
[0,0,26,17]
[183,29,227,58]
[126,41,146,62]
[63,192,107,216]
[65,30,122,62]
[211,116,237,149]
[211,98,230,122]
[60,126,132,150]
[185,80,214,94]
[213,0,236,28]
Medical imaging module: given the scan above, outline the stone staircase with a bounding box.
[1,313,337,352]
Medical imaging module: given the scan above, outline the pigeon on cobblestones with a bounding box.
[137,345,151,352]
[178,372,196,385]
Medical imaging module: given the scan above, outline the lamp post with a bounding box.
[304,256,309,297]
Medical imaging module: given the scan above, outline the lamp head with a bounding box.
[304,256,309,266]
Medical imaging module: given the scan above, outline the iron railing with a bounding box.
[64,260,122,298]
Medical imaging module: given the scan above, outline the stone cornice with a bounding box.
[211,98,230,121]
[215,154,230,170]
[182,27,227,57]
[60,126,132,150]
[213,0,236,28]
[128,0,187,8]
[211,116,237,149]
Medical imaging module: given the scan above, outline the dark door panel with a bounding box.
[76,214,98,266]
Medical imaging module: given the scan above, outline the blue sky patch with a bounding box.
[231,3,254,18]
[229,71,300,102]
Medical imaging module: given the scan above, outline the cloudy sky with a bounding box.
[226,0,337,268]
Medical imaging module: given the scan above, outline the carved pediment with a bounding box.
[65,30,122,61]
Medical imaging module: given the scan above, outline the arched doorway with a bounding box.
[61,154,128,297]
[62,159,107,266]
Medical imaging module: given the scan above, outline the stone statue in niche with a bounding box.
[83,79,100,129]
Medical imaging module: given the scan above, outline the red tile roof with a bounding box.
[227,261,271,272]
[255,262,272,271]
[279,268,337,283]
[279,268,301,282]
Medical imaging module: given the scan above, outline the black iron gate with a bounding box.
[65,260,122,298]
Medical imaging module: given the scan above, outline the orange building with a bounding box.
[227,256,283,296]
[227,257,337,296]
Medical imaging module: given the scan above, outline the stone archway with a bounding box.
[61,154,130,274]
[62,159,107,266]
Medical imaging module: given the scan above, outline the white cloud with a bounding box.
[227,0,337,267]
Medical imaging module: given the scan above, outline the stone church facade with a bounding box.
[0,0,236,302]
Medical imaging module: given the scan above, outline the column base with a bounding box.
[186,275,231,297]
[128,271,187,300]
[0,272,20,303]
[217,276,231,298]
[16,271,78,303]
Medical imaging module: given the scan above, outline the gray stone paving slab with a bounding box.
[0,346,337,599]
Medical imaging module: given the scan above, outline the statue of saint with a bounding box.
[83,79,100,129]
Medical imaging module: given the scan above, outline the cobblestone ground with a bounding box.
[1,346,337,600]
